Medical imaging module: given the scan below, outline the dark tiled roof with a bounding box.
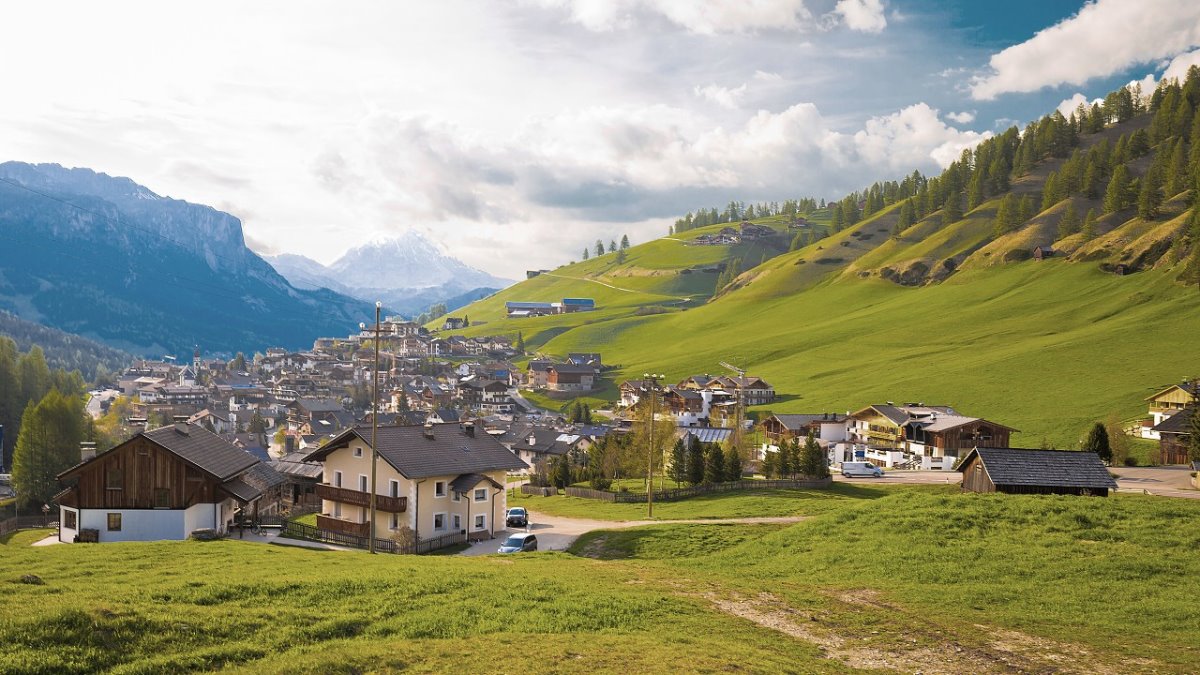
[450,472,503,493]
[959,447,1117,490]
[294,398,344,413]
[870,405,909,425]
[270,458,324,480]
[1151,408,1193,435]
[307,424,527,478]
[548,364,597,375]
[768,413,846,430]
[222,463,286,501]
[677,427,734,444]
[143,424,259,481]
[435,408,461,422]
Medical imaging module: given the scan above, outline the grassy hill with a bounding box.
[445,82,1200,448]
[3,486,1199,672]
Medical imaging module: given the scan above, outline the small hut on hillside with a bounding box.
[956,447,1117,496]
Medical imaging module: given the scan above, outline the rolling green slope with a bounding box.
[448,87,1200,446]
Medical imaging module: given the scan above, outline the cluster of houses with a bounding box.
[689,221,777,246]
[1133,380,1197,465]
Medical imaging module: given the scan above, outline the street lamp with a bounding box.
[364,301,382,552]
[642,373,664,518]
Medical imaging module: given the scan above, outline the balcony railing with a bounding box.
[316,484,407,513]
[316,514,370,537]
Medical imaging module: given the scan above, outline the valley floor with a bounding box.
[2,485,1198,673]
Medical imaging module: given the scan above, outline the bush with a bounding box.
[590,476,612,491]
[1123,456,1139,467]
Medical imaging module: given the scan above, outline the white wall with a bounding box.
[78,508,185,542]
[184,503,218,535]
[59,506,78,543]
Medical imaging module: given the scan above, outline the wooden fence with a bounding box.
[520,485,556,497]
[279,520,466,554]
[0,516,50,537]
[564,477,832,503]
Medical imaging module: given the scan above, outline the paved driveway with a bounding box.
[459,514,807,556]
[834,469,960,485]
[1112,465,1199,499]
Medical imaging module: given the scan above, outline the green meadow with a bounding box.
[3,486,1198,673]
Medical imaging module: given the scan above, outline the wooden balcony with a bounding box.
[316,484,407,513]
[316,514,369,537]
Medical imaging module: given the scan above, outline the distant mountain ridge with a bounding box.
[264,232,511,317]
[0,161,376,355]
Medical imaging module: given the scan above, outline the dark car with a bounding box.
[505,507,528,528]
[498,533,538,554]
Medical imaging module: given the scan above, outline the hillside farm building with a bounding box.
[506,298,595,318]
[956,448,1117,496]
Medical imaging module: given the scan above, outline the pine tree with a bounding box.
[1138,166,1163,219]
[1103,164,1132,213]
[802,432,828,478]
[620,234,630,249]
[992,194,1013,237]
[1057,201,1081,239]
[943,190,963,223]
[687,440,705,485]
[789,232,805,251]
[1082,160,1102,199]
[777,438,794,479]
[1018,194,1035,224]
[514,331,525,353]
[669,439,688,485]
[762,447,778,478]
[1041,171,1061,211]
[1083,421,1113,464]
[594,240,605,257]
[1188,401,1200,463]
[704,443,725,484]
[582,248,589,261]
[1165,138,1188,197]
[1081,208,1099,240]
[11,389,87,505]
[609,240,617,253]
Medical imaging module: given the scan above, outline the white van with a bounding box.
[840,461,883,478]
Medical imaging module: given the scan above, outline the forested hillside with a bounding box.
[0,310,129,381]
[443,70,1200,446]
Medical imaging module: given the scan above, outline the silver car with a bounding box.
[498,533,538,554]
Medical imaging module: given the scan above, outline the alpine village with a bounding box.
[3,4,1200,673]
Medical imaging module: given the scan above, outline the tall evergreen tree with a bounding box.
[993,193,1018,237]
[1137,166,1163,219]
[620,234,630,249]
[1057,201,1081,239]
[1103,164,1132,213]
[594,240,605,257]
[1083,422,1113,464]
[669,438,688,485]
[1081,208,1099,240]
[704,443,726,484]
[724,443,743,481]
[687,439,705,486]
[11,389,88,505]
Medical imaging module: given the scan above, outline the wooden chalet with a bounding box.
[761,413,848,444]
[956,448,1117,496]
[56,423,284,543]
[1151,407,1194,465]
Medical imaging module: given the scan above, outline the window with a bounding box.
[452,491,461,502]
[333,503,342,518]
[389,480,400,498]
[434,481,446,497]
[474,488,487,502]
[433,513,446,531]
[353,447,363,458]
[390,512,400,529]
[474,514,486,530]
[64,510,77,530]
[358,475,368,492]
[107,513,122,531]
[106,468,124,490]
[154,489,170,509]
[452,514,461,531]
[334,471,342,488]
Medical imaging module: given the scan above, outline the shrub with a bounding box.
[1123,456,1139,467]
[590,476,612,491]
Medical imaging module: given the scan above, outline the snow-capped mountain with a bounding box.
[265,231,512,316]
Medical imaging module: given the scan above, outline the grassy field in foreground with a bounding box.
[2,487,1199,673]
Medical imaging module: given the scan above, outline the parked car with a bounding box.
[505,507,528,528]
[498,533,538,554]
[841,461,884,478]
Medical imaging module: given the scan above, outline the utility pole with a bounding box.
[643,373,663,518]
[368,301,381,553]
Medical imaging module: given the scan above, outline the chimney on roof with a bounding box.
[423,422,435,439]
[80,442,97,463]
[173,415,189,423]
[174,423,190,436]
[463,421,475,437]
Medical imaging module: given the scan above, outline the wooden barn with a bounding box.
[56,422,283,542]
[956,447,1117,496]
[1152,407,1194,465]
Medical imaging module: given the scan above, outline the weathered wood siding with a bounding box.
[71,437,222,509]
[958,455,995,493]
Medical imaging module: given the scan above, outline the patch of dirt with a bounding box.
[701,589,1137,674]
[576,535,614,559]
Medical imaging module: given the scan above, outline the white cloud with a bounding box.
[1054,93,1102,118]
[1162,48,1200,83]
[752,70,783,82]
[946,111,975,124]
[832,0,887,34]
[526,0,814,34]
[693,83,749,109]
[970,0,1200,100]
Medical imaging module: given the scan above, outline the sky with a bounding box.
[2,0,1200,280]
